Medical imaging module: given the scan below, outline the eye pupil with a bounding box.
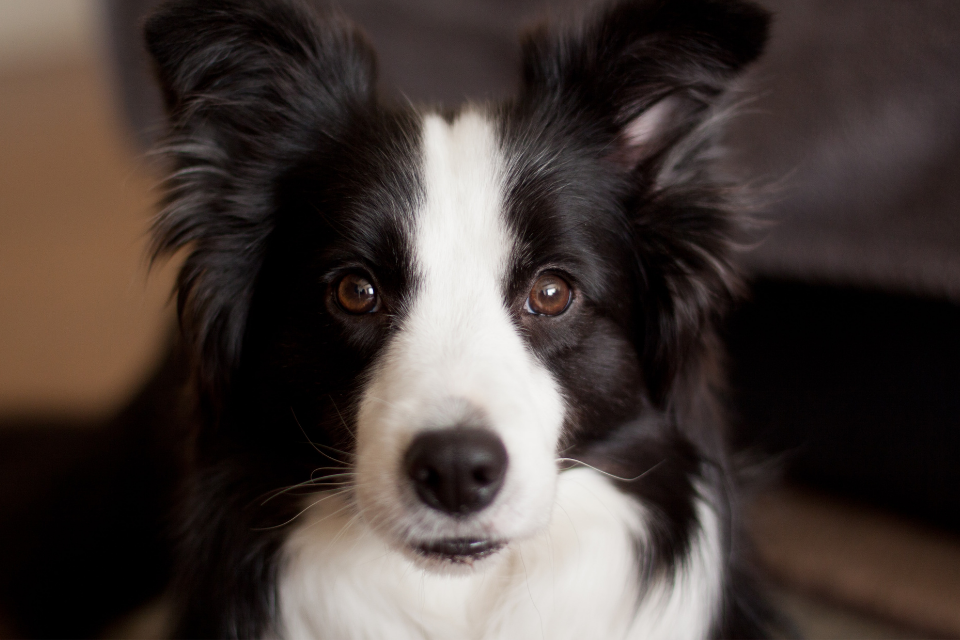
[337,274,378,314]
[527,274,571,316]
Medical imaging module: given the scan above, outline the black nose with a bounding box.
[404,428,508,516]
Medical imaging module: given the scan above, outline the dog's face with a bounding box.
[252,105,648,566]
[327,109,644,563]
[348,112,575,556]
[146,0,767,567]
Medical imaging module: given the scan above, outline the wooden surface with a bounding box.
[751,486,960,637]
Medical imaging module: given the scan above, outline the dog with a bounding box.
[143,0,780,636]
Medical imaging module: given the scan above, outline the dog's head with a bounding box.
[146,0,767,568]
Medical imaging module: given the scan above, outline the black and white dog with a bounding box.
[144,0,778,636]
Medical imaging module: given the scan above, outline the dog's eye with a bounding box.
[526,273,572,316]
[336,273,379,314]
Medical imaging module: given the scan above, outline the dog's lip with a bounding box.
[414,538,504,563]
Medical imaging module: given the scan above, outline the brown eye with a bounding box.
[336,273,378,314]
[526,273,572,316]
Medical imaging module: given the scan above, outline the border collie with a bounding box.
[144,0,778,636]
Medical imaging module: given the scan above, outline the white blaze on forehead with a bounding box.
[417,112,511,315]
[354,110,565,542]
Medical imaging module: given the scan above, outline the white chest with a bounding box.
[278,469,722,640]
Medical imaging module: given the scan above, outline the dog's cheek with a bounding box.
[351,361,425,537]
[551,318,645,446]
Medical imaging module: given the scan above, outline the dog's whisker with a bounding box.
[556,442,578,456]
[309,466,355,475]
[258,474,357,506]
[253,489,349,531]
[291,407,354,466]
[311,442,355,460]
[257,479,324,506]
[305,478,355,487]
[309,470,356,483]
[327,395,357,441]
[329,510,364,548]
[297,499,357,535]
[555,458,665,483]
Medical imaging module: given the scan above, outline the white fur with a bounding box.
[629,486,724,639]
[279,469,723,640]
[353,110,566,553]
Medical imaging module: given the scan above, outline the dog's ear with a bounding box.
[144,0,377,398]
[520,0,768,169]
[520,0,769,404]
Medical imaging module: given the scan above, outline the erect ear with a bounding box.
[520,0,768,170]
[523,0,769,170]
[144,0,377,397]
[520,0,769,404]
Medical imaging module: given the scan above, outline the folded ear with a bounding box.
[520,0,769,404]
[144,0,377,397]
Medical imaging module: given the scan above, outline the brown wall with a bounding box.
[0,53,175,419]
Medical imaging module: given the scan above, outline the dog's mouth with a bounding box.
[414,538,504,563]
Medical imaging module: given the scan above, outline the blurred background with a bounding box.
[0,0,958,637]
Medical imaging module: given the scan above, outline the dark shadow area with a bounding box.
[0,346,189,639]
[727,278,960,532]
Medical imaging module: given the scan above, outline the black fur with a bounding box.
[145,0,379,400]
[143,0,781,637]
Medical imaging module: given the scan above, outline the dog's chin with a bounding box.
[403,538,507,574]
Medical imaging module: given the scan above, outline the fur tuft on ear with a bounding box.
[145,0,377,400]
[520,0,769,404]
[521,0,768,168]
